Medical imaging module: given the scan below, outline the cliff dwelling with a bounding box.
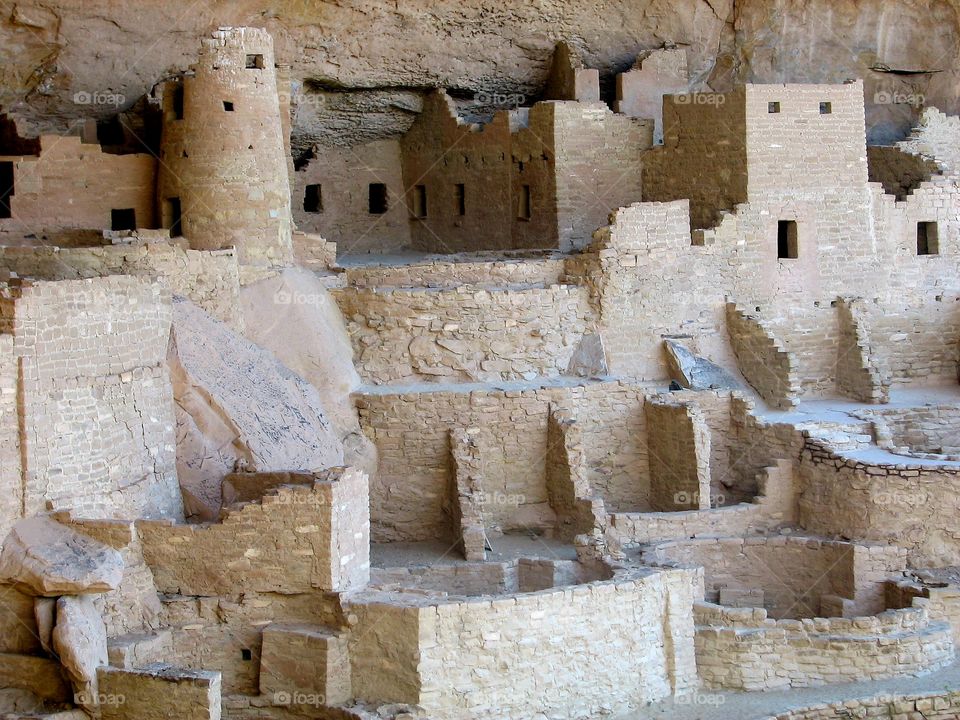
[1,3,960,719]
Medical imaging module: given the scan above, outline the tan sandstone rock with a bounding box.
[52,595,109,713]
[0,518,123,597]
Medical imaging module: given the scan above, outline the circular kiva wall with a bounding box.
[641,535,907,619]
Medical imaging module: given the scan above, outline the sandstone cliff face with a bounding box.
[0,0,956,149]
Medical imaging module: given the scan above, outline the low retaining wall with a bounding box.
[695,600,954,691]
[767,691,960,719]
[333,284,594,384]
[798,439,960,566]
[342,254,566,289]
[642,535,905,619]
[345,566,700,720]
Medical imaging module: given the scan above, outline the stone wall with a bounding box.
[293,139,410,257]
[835,297,889,403]
[645,398,711,511]
[98,665,222,720]
[550,101,649,251]
[725,303,799,408]
[333,284,593,385]
[0,135,156,231]
[342,254,565,290]
[356,380,653,542]
[401,91,514,253]
[395,91,649,254]
[643,88,748,230]
[0,241,242,330]
[0,334,18,539]
[614,48,689,144]
[609,458,797,549]
[857,403,960,454]
[798,439,960,566]
[695,599,954,691]
[767,692,960,720]
[139,467,369,595]
[868,145,940,199]
[3,276,182,521]
[643,536,906,619]
[346,566,699,720]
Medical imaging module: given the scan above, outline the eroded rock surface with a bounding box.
[0,0,958,148]
[169,297,344,520]
[0,518,123,597]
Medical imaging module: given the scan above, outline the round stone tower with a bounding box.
[158,27,292,274]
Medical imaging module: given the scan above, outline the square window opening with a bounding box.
[222,101,234,112]
[368,183,388,214]
[820,101,833,114]
[917,221,940,255]
[778,220,798,259]
[768,101,781,114]
[111,208,136,232]
[245,54,265,70]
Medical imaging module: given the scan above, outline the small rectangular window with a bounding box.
[517,184,531,220]
[412,185,427,218]
[222,101,234,112]
[777,220,798,259]
[368,183,388,214]
[111,208,136,231]
[768,101,781,114]
[245,54,264,70]
[917,221,939,255]
[303,184,322,213]
[819,101,832,114]
[454,183,465,216]
[172,85,184,121]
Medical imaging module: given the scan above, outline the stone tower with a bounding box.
[158,27,292,274]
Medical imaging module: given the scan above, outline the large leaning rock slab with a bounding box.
[52,595,108,713]
[664,339,740,391]
[168,298,344,521]
[0,518,123,596]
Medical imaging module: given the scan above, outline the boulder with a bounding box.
[664,339,740,391]
[0,518,123,596]
[52,595,108,713]
[168,298,344,520]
